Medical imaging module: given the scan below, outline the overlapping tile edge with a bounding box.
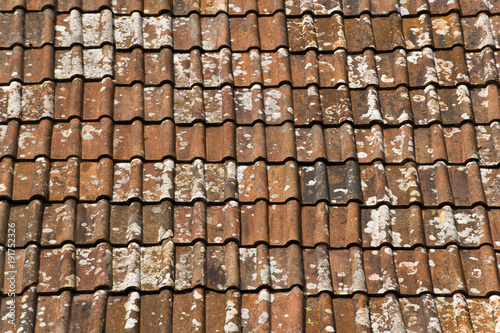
[1,0,500,332]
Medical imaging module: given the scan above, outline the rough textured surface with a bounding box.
[1,0,500,332]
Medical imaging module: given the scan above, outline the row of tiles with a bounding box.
[3,10,500,52]
[2,80,500,126]
[1,158,500,206]
[8,289,498,331]
[4,45,500,88]
[1,0,500,17]
[2,288,500,333]
[2,199,500,248]
[2,241,500,295]
[1,119,499,165]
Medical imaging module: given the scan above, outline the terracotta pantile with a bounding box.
[466,48,499,85]
[287,15,317,52]
[0,0,55,11]
[0,9,24,47]
[174,49,231,87]
[375,49,409,88]
[470,85,500,124]
[174,86,235,124]
[114,83,173,122]
[402,14,433,50]
[81,119,114,159]
[258,12,288,51]
[360,162,393,206]
[346,0,401,16]
[317,85,353,124]
[481,167,500,206]
[56,79,108,120]
[363,246,400,294]
[15,10,55,47]
[376,87,412,125]
[79,158,113,200]
[7,46,55,83]
[418,162,487,207]
[173,15,202,50]
[284,0,341,15]
[383,124,415,163]
[292,86,322,124]
[172,200,239,244]
[460,0,500,16]
[113,121,145,160]
[298,162,328,205]
[361,205,422,248]
[110,0,142,14]
[233,48,291,87]
[240,201,269,245]
[350,86,383,124]
[288,14,346,52]
[325,203,362,247]
[114,48,143,84]
[50,119,82,160]
[145,48,174,85]
[0,245,38,294]
[328,161,363,204]
[430,14,464,49]
[477,123,500,165]
[174,160,237,203]
[113,84,142,120]
[2,119,51,160]
[9,158,50,201]
[112,241,174,291]
[399,0,449,16]
[415,124,449,163]
[295,124,326,162]
[434,47,470,86]
[201,14,230,50]
[236,123,295,162]
[48,159,80,201]
[355,125,384,163]
[347,50,379,88]
[344,15,375,52]
[372,13,405,51]
[414,123,479,164]
[422,205,493,247]
[230,14,260,51]
[0,11,24,47]
[55,10,112,47]
[56,46,113,80]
